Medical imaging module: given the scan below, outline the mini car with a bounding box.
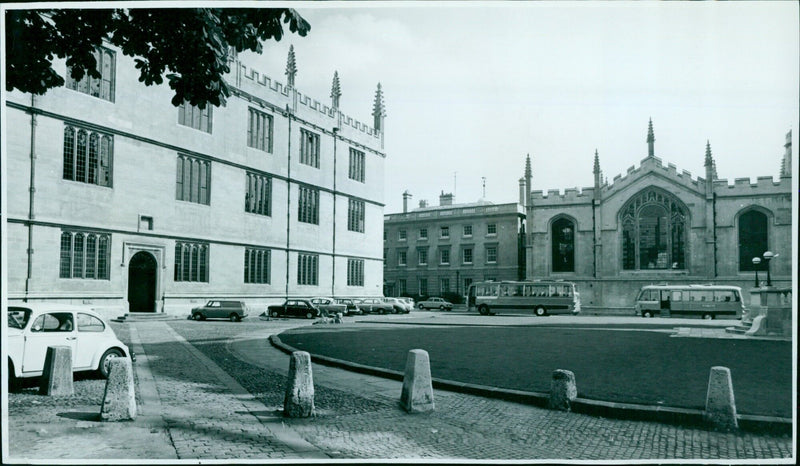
[191,300,248,322]
[267,299,321,319]
[417,297,454,311]
[7,303,133,387]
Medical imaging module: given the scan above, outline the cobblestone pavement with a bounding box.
[5,314,794,462]
[223,322,794,461]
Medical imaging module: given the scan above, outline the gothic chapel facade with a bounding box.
[524,120,793,310]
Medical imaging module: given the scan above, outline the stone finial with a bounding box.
[400,349,435,413]
[548,369,577,411]
[781,129,792,177]
[330,71,341,109]
[39,346,74,396]
[593,149,600,175]
[100,358,137,421]
[372,82,386,132]
[704,366,738,430]
[704,140,713,167]
[285,45,297,88]
[284,351,315,417]
[647,118,655,158]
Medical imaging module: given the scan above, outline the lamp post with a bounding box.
[752,257,761,287]
[763,251,778,287]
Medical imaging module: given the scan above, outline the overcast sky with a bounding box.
[240,1,798,214]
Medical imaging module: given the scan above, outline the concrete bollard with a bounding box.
[704,366,738,430]
[400,349,435,413]
[100,357,137,421]
[548,369,577,411]
[284,351,315,418]
[39,346,74,396]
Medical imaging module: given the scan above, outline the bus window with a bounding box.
[549,285,559,297]
[671,290,683,301]
[690,290,713,302]
[560,285,572,297]
[511,285,523,296]
[523,285,533,297]
[714,290,734,302]
[733,291,741,302]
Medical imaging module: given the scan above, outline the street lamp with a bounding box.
[763,251,778,287]
[751,257,761,287]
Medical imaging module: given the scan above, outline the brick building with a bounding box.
[525,120,793,311]
[383,191,526,299]
[5,44,387,317]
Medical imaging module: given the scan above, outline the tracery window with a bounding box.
[738,210,768,271]
[620,189,687,270]
[551,217,575,272]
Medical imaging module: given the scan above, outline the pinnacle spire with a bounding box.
[647,118,655,158]
[525,153,532,179]
[372,82,386,131]
[330,71,341,109]
[593,149,600,174]
[285,45,297,88]
[704,140,713,167]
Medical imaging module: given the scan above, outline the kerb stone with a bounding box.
[400,349,434,413]
[100,357,137,421]
[284,351,315,417]
[549,369,577,411]
[39,345,74,396]
[704,366,738,430]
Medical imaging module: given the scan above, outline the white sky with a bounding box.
[241,1,799,214]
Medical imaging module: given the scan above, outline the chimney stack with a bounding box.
[439,191,454,206]
[518,178,526,207]
[402,190,412,213]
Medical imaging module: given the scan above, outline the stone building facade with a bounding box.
[383,192,526,299]
[525,120,793,311]
[5,44,387,317]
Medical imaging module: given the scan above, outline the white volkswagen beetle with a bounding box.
[7,303,133,387]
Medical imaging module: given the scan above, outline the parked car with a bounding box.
[191,300,247,322]
[7,303,134,387]
[383,297,410,313]
[417,297,454,311]
[334,298,364,315]
[267,299,321,319]
[400,297,416,312]
[357,297,395,314]
[309,297,348,316]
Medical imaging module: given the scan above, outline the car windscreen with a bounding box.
[8,307,32,329]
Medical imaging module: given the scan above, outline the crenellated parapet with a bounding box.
[530,187,594,206]
[233,61,381,139]
[713,175,791,197]
[599,155,704,198]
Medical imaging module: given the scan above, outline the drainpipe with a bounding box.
[331,127,338,297]
[25,95,37,302]
[285,106,292,298]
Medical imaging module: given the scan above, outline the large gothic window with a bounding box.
[620,189,687,270]
[551,217,575,272]
[738,210,768,271]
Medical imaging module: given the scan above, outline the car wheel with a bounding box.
[478,305,490,316]
[229,313,241,322]
[418,303,425,310]
[439,305,445,311]
[535,306,547,317]
[306,311,314,319]
[271,310,280,318]
[392,307,398,314]
[643,310,653,318]
[192,312,204,321]
[98,348,125,378]
[702,313,714,320]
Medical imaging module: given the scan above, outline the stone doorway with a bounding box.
[128,251,157,312]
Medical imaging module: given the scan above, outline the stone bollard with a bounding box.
[39,346,74,396]
[400,349,435,413]
[100,357,137,421]
[284,351,315,417]
[548,369,577,411]
[704,366,738,430]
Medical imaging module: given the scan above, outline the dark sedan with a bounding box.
[267,299,321,319]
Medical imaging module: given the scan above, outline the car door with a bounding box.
[22,311,77,374]
[206,301,223,318]
[74,312,107,369]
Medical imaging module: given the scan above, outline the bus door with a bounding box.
[660,290,671,317]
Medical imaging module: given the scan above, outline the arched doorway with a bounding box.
[128,251,157,312]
